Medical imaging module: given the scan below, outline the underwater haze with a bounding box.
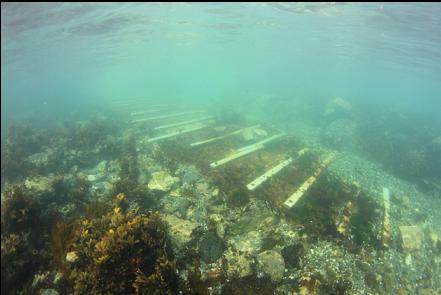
[1,2,441,295]
[2,3,441,116]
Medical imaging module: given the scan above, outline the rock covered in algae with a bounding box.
[161,195,193,218]
[429,229,441,250]
[224,248,253,279]
[199,231,225,263]
[225,206,278,256]
[209,213,225,238]
[81,160,116,182]
[24,175,55,195]
[176,164,203,184]
[399,225,423,252]
[256,250,285,282]
[228,230,263,255]
[27,147,56,169]
[148,170,180,192]
[163,214,198,253]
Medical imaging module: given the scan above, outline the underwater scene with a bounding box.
[1,2,441,295]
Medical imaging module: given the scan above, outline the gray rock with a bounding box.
[228,230,263,255]
[148,171,180,192]
[224,248,253,279]
[199,231,225,263]
[227,208,274,237]
[176,164,203,184]
[281,242,304,268]
[90,181,112,197]
[161,196,193,218]
[256,250,285,282]
[163,214,197,255]
[83,160,108,183]
[24,175,55,195]
[86,174,99,182]
[186,205,208,223]
[28,147,55,168]
[209,214,225,238]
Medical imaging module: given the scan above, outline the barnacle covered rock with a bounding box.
[224,248,253,279]
[148,171,180,192]
[228,230,262,255]
[256,250,285,282]
[27,147,56,173]
[163,214,197,255]
[24,175,55,195]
